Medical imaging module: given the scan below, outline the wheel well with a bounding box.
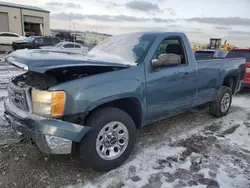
[85,98,142,129]
[223,76,236,93]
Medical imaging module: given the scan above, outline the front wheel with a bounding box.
[79,107,137,171]
[209,86,232,117]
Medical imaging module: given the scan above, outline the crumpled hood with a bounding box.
[6,49,131,73]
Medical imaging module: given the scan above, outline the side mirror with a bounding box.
[152,53,181,69]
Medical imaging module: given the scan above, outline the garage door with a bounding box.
[24,15,43,24]
[0,12,9,32]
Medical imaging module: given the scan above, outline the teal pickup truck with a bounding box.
[4,32,245,171]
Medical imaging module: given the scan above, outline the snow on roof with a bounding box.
[0,1,49,13]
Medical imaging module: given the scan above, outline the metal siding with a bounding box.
[0,2,49,13]
[0,12,9,32]
[23,15,43,24]
[20,9,23,35]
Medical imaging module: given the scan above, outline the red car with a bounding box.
[226,49,250,87]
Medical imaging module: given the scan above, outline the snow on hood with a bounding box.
[86,50,136,66]
[6,49,132,73]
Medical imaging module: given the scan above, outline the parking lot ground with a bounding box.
[0,55,249,188]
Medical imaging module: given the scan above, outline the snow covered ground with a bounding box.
[72,95,250,188]
[0,54,249,188]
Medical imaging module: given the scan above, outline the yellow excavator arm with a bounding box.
[193,38,235,52]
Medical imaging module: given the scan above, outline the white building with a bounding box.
[0,1,50,36]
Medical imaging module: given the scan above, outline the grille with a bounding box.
[8,83,29,111]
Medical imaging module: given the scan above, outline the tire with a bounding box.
[209,86,232,117]
[79,107,137,171]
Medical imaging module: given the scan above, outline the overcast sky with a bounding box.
[3,0,250,46]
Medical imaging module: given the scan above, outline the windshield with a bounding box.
[195,51,214,59]
[24,37,35,42]
[87,33,155,65]
[54,42,64,48]
[226,51,250,62]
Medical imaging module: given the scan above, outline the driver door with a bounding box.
[145,36,197,122]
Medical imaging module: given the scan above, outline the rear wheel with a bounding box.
[209,86,232,117]
[79,107,137,171]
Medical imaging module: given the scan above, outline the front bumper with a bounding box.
[12,43,19,51]
[4,98,90,154]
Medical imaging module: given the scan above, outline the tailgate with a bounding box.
[245,62,250,83]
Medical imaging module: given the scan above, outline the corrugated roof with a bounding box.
[0,1,49,13]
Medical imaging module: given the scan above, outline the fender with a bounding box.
[213,70,239,99]
[75,79,146,118]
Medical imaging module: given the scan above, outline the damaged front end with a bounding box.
[4,71,92,154]
[4,97,91,154]
[5,73,92,154]
[4,50,129,154]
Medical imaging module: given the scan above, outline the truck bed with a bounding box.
[196,57,245,99]
[196,57,244,63]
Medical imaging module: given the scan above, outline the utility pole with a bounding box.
[69,15,71,31]
[73,22,75,48]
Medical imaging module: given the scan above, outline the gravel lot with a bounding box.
[0,54,249,188]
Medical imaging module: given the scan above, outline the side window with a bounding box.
[34,38,43,44]
[52,37,60,44]
[63,44,76,48]
[0,33,18,37]
[8,34,19,37]
[152,37,187,66]
[0,33,8,37]
[75,44,81,48]
[44,38,52,45]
